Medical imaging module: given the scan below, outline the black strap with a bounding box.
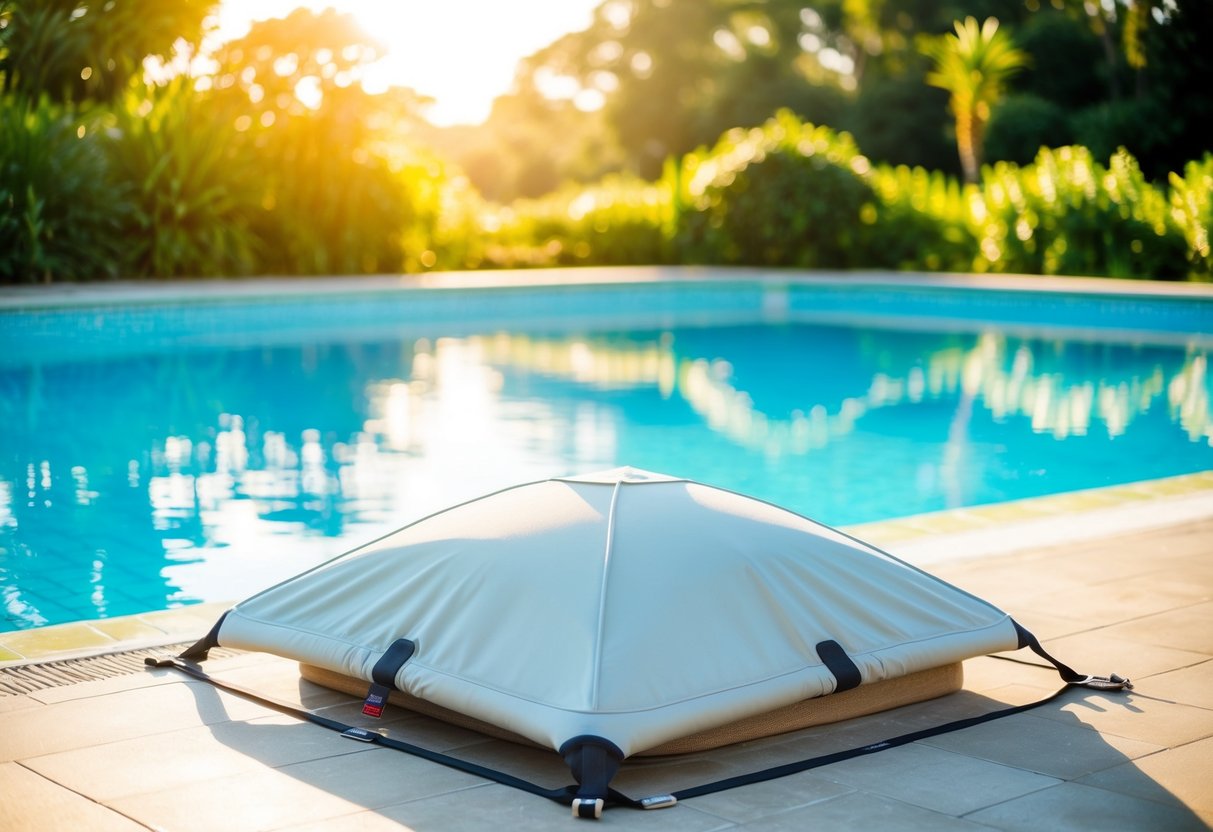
[1013,621,1132,691]
[178,612,228,661]
[670,683,1072,801]
[145,655,580,805]
[362,638,416,718]
[146,620,1128,818]
[815,640,862,692]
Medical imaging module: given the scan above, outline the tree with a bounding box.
[0,0,213,105]
[922,16,1027,183]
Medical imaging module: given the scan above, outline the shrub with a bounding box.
[676,110,877,268]
[868,164,977,272]
[108,80,259,278]
[972,146,1188,279]
[983,94,1073,166]
[0,97,128,282]
[1169,155,1213,279]
[478,172,671,269]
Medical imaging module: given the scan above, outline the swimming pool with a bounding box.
[2,271,1211,631]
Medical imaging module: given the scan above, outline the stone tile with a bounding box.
[1099,602,1213,656]
[28,664,186,705]
[0,761,145,832]
[1030,687,1213,747]
[921,712,1162,779]
[0,694,45,714]
[1012,574,1213,629]
[1142,658,1213,708]
[216,661,352,711]
[273,747,485,808]
[1077,736,1213,815]
[679,773,853,823]
[90,617,172,642]
[966,781,1207,831]
[107,763,371,832]
[0,623,114,658]
[23,714,372,799]
[275,810,418,831]
[735,791,996,831]
[1025,627,1210,680]
[0,644,24,662]
[814,743,1060,816]
[378,783,734,832]
[1,678,275,761]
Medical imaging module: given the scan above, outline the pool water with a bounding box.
[1,281,1211,630]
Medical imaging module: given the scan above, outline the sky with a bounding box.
[213,0,601,125]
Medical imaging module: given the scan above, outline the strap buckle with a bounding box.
[571,798,604,819]
[1074,673,1133,691]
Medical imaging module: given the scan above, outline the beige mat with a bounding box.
[299,661,963,756]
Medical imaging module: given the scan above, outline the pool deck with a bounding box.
[2,473,1212,831]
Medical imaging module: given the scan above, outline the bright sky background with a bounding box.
[213,0,601,125]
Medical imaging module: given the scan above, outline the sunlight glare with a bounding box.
[215,0,599,125]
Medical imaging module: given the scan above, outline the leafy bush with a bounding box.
[0,97,127,282]
[983,94,1072,165]
[972,146,1187,279]
[478,172,672,269]
[868,164,977,271]
[677,110,877,268]
[1169,155,1213,279]
[108,80,259,277]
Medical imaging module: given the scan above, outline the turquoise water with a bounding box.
[2,280,1211,631]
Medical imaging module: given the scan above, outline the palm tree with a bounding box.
[922,17,1028,184]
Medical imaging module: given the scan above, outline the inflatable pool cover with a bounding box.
[151,468,1130,819]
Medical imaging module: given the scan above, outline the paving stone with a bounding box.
[0,624,114,659]
[1099,602,1213,656]
[1024,627,1210,680]
[813,743,1060,816]
[274,810,419,831]
[1,679,275,761]
[1141,658,1213,708]
[965,780,1207,831]
[921,712,1162,779]
[732,791,997,831]
[0,761,145,832]
[106,763,372,832]
[1029,687,1213,747]
[377,783,736,832]
[23,714,373,799]
[1077,736,1213,816]
[0,694,44,714]
[677,773,853,823]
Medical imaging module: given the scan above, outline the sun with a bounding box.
[213,0,599,126]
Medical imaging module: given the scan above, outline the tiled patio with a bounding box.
[2,478,1211,831]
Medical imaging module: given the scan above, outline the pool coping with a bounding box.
[4,468,1211,668]
[3,266,1213,311]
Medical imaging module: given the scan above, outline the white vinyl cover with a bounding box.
[217,467,1020,756]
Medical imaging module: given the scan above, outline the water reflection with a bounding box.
[1,324,1210,630]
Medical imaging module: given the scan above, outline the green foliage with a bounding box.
[983,94,1072,165]
[108,80,259,278]
[0,0,213,105]
[677,111,876,267]
[844,76,957,174]
[972,146,1187,279]
[868,164,977,271]
[478,173,672,269]
[1169,156,1213,279]
[0,96,126,282]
